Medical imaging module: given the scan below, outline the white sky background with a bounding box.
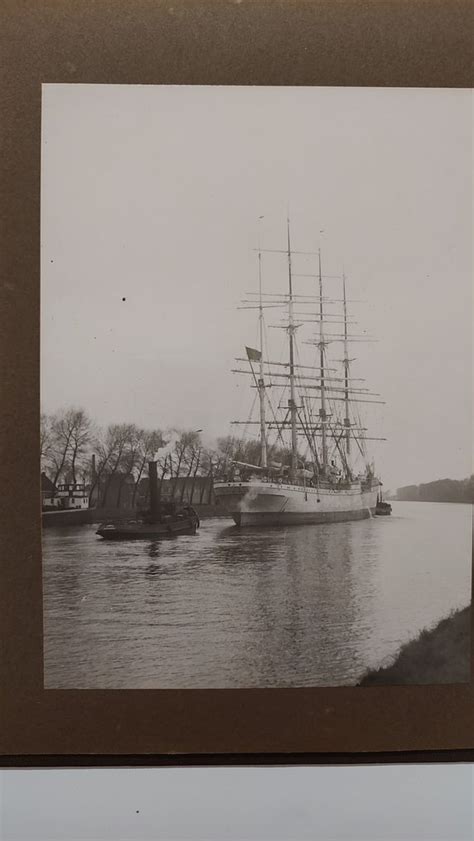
[41,85,472,491]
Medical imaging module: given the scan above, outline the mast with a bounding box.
[342,271,351,469]
[257,249,267,468]
[287,218,298,479]
[318,249,328,472]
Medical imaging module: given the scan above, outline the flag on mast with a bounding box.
[246,346,262,362]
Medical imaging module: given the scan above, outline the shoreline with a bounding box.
[359,605,471,686]
[392,499,472,505]
[42,504,229,528]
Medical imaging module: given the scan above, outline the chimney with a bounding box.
[148,460,160,522]
[91,454,96,479]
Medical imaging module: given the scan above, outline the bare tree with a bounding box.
[98,423,137,506]
[68,409,92,482]
[179,445,198,502]
[40,413,53,473]
[171,430,202,498]
[131,428,166,507]
[211,435,293,472]
[48,408,93,486]
[87,427,114,504]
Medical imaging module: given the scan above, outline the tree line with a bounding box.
[396,476,474,504]
[40,406,294,506]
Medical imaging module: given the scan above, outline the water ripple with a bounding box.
[42,502,471,688]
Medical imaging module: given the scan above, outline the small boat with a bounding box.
[375,489,392,516]
[96,511,200,540]
[96,461,200,539]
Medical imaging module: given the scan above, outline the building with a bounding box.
[41,473,89,510]
[137,476,215,509]
[88,472,136,510]
[55,482,89,510]
[41,472,60,510]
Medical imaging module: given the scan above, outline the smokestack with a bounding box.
[148,460,160,522]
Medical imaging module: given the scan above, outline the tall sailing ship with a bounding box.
[213,221,386,526]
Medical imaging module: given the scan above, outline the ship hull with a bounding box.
[213,480,379,527]
[96,518,198,540]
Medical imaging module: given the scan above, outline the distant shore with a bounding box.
[396,476,473,505]
[390,499,472,505]
[359,605,471,686]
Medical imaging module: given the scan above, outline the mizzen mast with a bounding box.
[318,249,328,474]
[342,271,351,470]
[287,218,298,481]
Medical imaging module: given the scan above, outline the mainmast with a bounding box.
[287,218,298,479]
[318,249,328,472]
[257,249,267,468]
[342,271,351,468]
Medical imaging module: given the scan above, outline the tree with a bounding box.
[177,433,202,501]
[157,429,202,490]
[48,408,93,486]
[211,435,294,473]
[397,476,474,503]
[89,423,167,508]
[189,449,202,501]
[68,409,93,482]
[96,423,137,506]
[131,428,166,506]
[40,413,53,473]
[465,475,474,503]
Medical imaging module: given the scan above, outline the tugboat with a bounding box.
[375,488,392,516]
[96,461,200,540]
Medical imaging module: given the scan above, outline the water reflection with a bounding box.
[209,522,370,685]
[145,563,162,576]
[148,541,161,560]
[42,503,472,688]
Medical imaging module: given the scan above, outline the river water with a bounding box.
[42,501,472,688]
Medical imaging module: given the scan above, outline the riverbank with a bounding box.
[396,476,473,504]
[359,605,471,685]
[42,503,229,527]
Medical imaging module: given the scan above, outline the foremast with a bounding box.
[257,248,267,468]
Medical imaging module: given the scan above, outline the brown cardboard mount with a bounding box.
[0,0,472,766]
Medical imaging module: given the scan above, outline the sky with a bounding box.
[41,85,472,491]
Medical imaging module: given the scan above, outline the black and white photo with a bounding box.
[40,84,472,690]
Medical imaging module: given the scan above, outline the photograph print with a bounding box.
[41,84,472,690]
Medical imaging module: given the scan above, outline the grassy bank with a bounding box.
[359,605,471,686]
